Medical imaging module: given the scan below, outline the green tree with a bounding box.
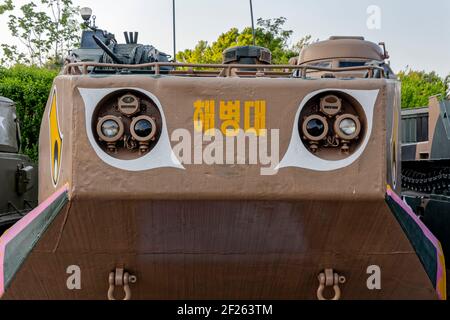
[177,17,313,65]
[0,0,12,14]
[0,0,80,67]
[399,69,449,109]
[43,0,80,64]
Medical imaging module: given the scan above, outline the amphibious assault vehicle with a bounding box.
[0,97,38,235]
[0,10,446,300]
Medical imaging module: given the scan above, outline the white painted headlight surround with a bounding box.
[79,87,184,172]
[277,89,379,172]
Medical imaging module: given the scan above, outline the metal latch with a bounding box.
[16,164,34,195]
[317,269,346,301]
[107,268,137,301]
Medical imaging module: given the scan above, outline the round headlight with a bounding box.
[334,114,361,140]
[96,115,124,142]
[307,119,325,137]
[302,115,329,141]
[134,119,153,138]
[130,115,157,142]
[101,120,120,138]
[339,118,357,136]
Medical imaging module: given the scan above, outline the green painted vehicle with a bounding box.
[0,96,38,235]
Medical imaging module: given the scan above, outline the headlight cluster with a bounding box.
[300,93,364,156]
[94,91,161,158]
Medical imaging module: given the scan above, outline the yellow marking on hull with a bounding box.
[438,244,447,300]
[391,108,399,189]
[49,90,63,187]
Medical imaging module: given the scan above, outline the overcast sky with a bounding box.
[0,0,449,76]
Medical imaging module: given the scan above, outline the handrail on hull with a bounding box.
[63,61,387,79]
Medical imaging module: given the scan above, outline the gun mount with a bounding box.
[68,8,172,72]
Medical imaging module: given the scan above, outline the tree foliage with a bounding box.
[0,65,57,161]
[0,0,12,14]
[0,0,80,67]
[399,69,449,109]
[177,17,313,65]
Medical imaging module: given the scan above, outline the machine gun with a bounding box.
[68,7,172,72]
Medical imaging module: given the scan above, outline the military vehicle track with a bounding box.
[402,167,450,194]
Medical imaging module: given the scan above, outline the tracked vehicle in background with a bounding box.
[401,95,450,266]
[0,10,446,300]
[0,97,38,235]
[402,95,450,194]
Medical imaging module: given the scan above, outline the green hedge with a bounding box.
[0,65,57,162]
